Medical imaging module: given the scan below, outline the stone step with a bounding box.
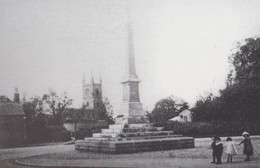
[86,134,182,141]
[123,127,164,133]
[101,129,110,133]
[94,131,174,138]
[118,131,174,138]
[101,128,122,133]
[85,137,117,141]
[109,124,124,130]
[127,123,150,128]
[75,136,195,153]
[92,132,118,138]
[120,134,182,140]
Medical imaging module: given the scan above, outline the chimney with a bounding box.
[14,87,20,103]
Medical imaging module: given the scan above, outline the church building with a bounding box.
[82,75,103,110]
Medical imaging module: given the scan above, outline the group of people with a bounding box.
[210,131,254,164]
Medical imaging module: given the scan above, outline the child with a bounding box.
[215,137,223,164]
[210,136,216,163]
[226,137,238,163]
[239,131,253,161]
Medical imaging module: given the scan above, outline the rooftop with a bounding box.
[0,101,24,116]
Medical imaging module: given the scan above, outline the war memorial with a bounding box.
[75,8,195,153]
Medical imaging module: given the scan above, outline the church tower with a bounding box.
[13,87,20,103]
[82,75,103,109]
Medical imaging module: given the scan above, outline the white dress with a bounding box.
[226,141,238,155]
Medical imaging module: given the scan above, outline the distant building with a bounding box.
[0,89,26,147]
[82,75,103,110]
[169,109,192,123]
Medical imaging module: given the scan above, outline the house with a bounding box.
[0,89,26,148]
[169,109,192,123]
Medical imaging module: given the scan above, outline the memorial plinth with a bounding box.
[75,136,194,154]
[75,122,194,153]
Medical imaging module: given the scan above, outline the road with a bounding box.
[0,136,259,168]
[0,144,74,168]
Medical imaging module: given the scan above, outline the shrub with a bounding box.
[165,121,260,137]
[46,126,71,142]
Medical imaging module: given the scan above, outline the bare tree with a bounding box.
[42,90,73,126]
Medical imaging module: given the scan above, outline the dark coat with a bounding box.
[211,141,216,155]
[215,142,223,157]
[241,138,253,156]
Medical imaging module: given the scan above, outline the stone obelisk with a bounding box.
[75,1,195,154]
[116,2,148,125]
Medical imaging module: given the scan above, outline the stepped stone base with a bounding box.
[75,136,194,153]
[75,115,195,153]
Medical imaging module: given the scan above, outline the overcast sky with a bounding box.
[1,0,260,114]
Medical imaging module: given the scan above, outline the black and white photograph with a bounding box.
[0,0,260,167]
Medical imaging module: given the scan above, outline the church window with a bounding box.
[95,89,99,97]
[96,102,99,107]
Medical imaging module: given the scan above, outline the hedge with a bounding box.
[164,121,260,138]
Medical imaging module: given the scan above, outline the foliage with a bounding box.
[229,38,260,86]
[192,93,227,122]
[149,96,188,124]
[165,121,260,137]
[22,97,45,142]
[192,37,260,122]
[22,92,72,144]
[0,95,11,102]
[101,98,115,124]
[42,90,73,126]
[45,126,71,142]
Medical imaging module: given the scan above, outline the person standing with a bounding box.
[210,136,216,163]
[239,131,253,161]
[215,137,223,164]
[226,137,238,163]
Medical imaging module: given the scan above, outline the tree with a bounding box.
[149,96,188,124]
[42,90,73,126]
[96,97,114,124]
[23,97,44,119]
[191,92,226,122]
[22,97,46,142]
[102,97,114,124]
[227,38,260,121]
[229,38,260,87]
[192,37,260,122]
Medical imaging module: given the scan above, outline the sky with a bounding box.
[1,0,260,115]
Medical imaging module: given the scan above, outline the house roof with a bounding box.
[0,102,25,116]
[169,116,180,121]
[179,109,191,115]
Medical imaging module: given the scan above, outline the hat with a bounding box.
[242,131,249,136]
[214,136,221,141]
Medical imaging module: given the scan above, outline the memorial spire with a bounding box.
[123,0,139,82]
